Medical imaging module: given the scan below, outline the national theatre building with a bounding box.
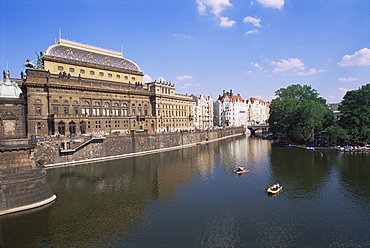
[21,39,193,136]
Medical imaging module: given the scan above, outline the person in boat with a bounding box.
[237,166,245,172]
[273,183,280,189]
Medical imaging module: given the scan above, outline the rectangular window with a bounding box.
[82,108,90,115]
[108,73,112,77]
[80,69,85,74]
[99,72,104,76]
[116,75,120,79]
[69,68,75,72]
[58,66,63,70]
[74,107,78,114]
[64,107,69,114]
[53,107,58,114]
[90,71,95,75]
[93,108,100,116]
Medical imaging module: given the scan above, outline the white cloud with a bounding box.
[338,77,359,82]
[338,48,370,66]
[251,62,262,69]
[271,58,305,73]
[196,0,232,17]
[243,16,261,27]
[246,29,258,35]
[219,16,236,27]
[173,33,193,39]
[245,70,253,74]
[181,83,192,89]
[257,0,284,9]
[177,75,193,81]
[297,68,326,75]
[339,87,348,93]
[143,75,152,83]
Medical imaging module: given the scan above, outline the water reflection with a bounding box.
[0,204,53,247]
[337,152,370,214]
[0,136,369,247]
[269,147,333,199]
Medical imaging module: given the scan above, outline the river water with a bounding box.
[1,136,369,247]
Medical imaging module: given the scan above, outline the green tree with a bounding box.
[338,83,370,146]
[269,84,333,144]
[323,124,350,146]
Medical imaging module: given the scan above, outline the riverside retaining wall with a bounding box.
[34,127,245,167]
[0,145,56,216]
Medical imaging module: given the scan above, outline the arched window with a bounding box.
[103,102,110,107]
[93,102,100,106]
[82,101,90,106]
[58,121,66,135]
[122,103,127,107]
[36,107,41,115]
[80,121,86,134]
[113,102,119,107]
[69,121,76,135]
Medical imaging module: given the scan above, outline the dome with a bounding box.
[0,71,22,98]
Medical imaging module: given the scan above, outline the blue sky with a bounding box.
[1,0,369,103]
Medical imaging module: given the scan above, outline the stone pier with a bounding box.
[0,140,56,216]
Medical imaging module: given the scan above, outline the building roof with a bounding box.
[45,39,142,72]
[247,97,269,104]
[218,94,243,102]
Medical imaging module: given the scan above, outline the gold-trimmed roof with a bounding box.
[45,39,142,72]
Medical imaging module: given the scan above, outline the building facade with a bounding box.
[192,94,213,130]
[245,97,270,125]
[21,39,193,136]
[214,90,246,127]
[148,81,193,132]
[0,71,26,139]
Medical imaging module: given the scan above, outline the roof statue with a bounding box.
[0,71,23,98]
[23,59,35,68]
[23,52,44,69]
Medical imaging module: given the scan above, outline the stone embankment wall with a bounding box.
[34,127,245,167]
[0,144,56,215]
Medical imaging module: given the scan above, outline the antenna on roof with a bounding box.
[58,29,62,40]
[121,45,124,57]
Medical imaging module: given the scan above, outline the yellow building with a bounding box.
[148,81,193,132]
[21,39,193,136]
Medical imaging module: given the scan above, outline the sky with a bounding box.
[1,0,369,103]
